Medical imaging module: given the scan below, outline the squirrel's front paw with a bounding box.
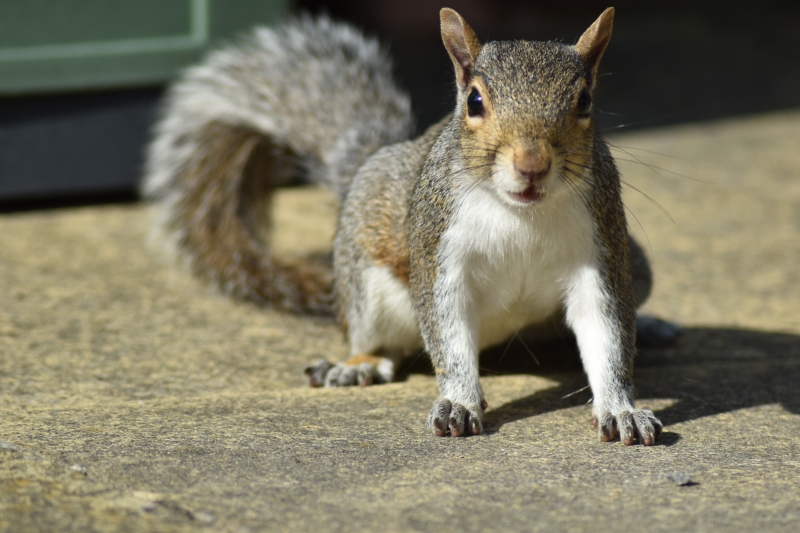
[592,409,663,446]
[304,355,394,388]
[427,398,487,437]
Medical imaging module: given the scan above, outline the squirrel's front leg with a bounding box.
[415,265,486,437]
[565,264,662,445]
[425,309,486,436]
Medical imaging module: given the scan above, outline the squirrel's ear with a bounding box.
[575,7,614,89]
[440,8,483,90]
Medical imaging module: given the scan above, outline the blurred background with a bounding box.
[1,0,798,209]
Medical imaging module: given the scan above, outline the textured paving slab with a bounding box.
[2,110,800,532]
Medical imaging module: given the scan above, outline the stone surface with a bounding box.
[2,110,800,532]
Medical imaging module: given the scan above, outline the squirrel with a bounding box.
[143,7,675,445]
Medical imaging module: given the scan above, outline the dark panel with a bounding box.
[0,88,162,201]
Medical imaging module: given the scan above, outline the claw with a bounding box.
[449,404,467,437]
[467,411,484,435]
[598,412,617,442]
[597,409,663,445]
[618,411,636,446]
[428,399,452,437]
[323,365,339,387]
[427,399,484,437]
[304,360,334,387]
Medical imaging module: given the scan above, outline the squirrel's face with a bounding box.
[459,41,597,208]
[440,7,614,209]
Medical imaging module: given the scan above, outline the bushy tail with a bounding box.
[142,15,413,314]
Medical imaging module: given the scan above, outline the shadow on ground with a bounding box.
[400,326,800,438]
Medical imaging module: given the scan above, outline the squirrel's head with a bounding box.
[440,7,614,207]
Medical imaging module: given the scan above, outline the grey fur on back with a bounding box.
[142,15,413,313]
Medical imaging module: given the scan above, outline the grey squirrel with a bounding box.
[143,7,673,444]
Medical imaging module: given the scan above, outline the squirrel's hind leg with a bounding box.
[305,255,421,387]
[304,265,421,388]
[629,236,682,347]
[304,354,395,388]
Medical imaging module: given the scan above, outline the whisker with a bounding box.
[595,108,625,117]
[515,333,540,366]
[563,159,594,172]
[612,157,711,184]
[624,203,653,255]
[620,179,674,223]
[607,143,693,162]
[496,334,516,366]
[560,172,592,211]
[462,171,497,201]
[449,163,496,180]
[562,384,590,399]
[561,166,597,192]
[600,113,682,132]
[401,350,427,376]
[478,366,516,375]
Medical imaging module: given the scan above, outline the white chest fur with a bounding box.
[438,185,598,349]
[354,181,598,356]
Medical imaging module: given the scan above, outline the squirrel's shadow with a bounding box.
[399,327,800,440]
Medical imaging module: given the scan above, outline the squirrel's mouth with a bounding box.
[507,185,545,204]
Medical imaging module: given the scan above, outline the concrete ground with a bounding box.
[2,110,799,532]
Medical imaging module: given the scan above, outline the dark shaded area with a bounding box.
[477,327,800,437]
[0,190,139,214]
[3,0,799,208]
[398,329,583,381]
[300,0,800,134]
[0,88,162,203]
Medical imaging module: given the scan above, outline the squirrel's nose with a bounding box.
[514,148,551,183]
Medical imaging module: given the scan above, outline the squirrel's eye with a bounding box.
[577,89,592,117]
[467,88,484,117]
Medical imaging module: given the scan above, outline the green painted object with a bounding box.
[0,0,289,95]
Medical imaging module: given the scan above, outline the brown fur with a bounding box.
[343,354,386,367]
[352,179,411,285]
[173,122,333,314]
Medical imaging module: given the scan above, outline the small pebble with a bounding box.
[666,472,694,486]
[69,464,88,475]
